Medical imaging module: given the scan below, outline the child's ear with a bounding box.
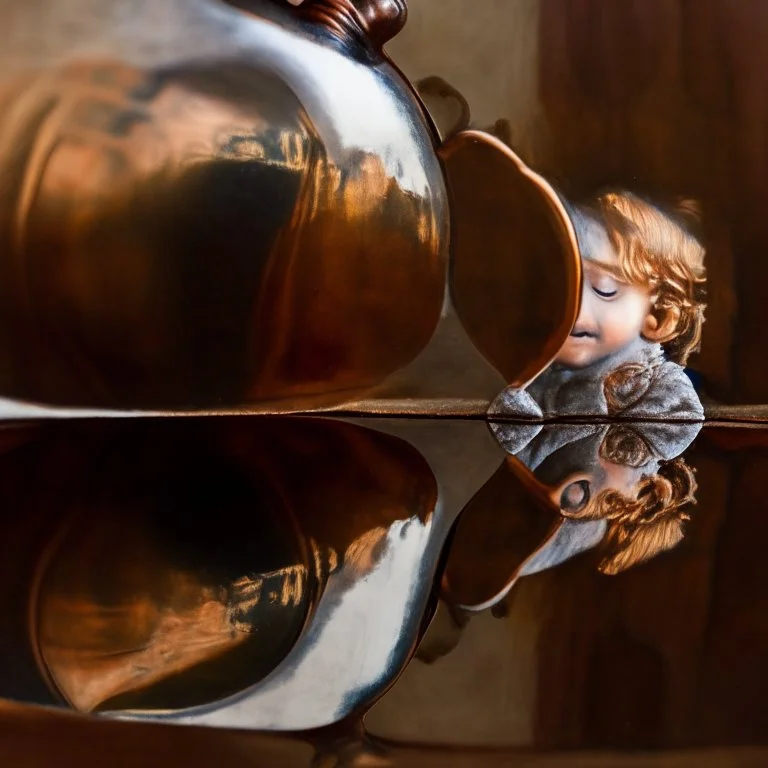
[642,305,681,345]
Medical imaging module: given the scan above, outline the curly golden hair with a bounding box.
[560,425,698,575]
[584,190,707,366]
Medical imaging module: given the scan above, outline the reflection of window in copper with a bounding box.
[248,142,444,404]
[41,560,311,713]
[229,564,308,630]
[340,152,391,218]
[42,588,247,713]
[341,526,389,574]
[0,57,445,409]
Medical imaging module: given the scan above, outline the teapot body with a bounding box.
[0,0,447,409]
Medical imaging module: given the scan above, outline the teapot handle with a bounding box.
[300,0,408,49]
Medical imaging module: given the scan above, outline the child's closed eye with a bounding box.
[589,274,620,299]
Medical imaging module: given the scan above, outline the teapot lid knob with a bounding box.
[304,0,408,49]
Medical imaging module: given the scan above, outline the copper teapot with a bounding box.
[0,414,500,731]
[0,0,580,412]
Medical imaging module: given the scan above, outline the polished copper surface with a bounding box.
[0,0,448,411]
[440,130,581,389]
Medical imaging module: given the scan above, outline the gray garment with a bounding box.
[490,414,702,468]
[489,337,704,422]
[496,418,702,471]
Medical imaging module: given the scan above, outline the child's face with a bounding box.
[549,452,648,516]
[555,218,653,368]
[534,430,653,517]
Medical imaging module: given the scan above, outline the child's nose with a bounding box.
[573,280,597,329]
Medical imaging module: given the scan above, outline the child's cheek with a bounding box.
[601,295,648,351]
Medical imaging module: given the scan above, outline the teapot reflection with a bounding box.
[34,454,311,715]
[438,416,701,622]
[3,416,438,725]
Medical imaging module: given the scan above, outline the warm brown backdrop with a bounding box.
[391,0,768,405]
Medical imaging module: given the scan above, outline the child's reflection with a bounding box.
[418,417,701,663]
[497,420,699,577]
[491,190,707,420]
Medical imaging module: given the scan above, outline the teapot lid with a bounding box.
[301,0,408,49]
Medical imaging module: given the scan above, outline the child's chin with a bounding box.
[553,347,597,369]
